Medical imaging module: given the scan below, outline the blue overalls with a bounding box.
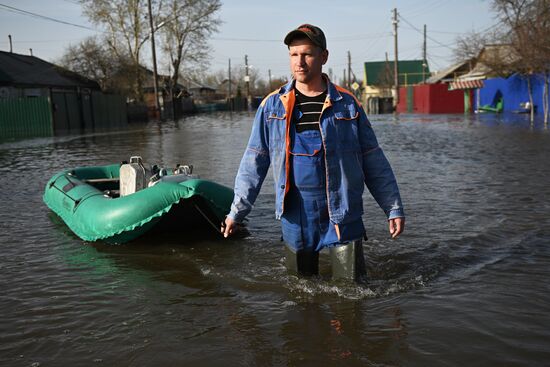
[281,121,365,254]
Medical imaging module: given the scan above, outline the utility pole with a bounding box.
[268,69,272,91]
[392,8,400,106]
[347,51,352,90]
[343,69,346,88]
[147,0,161,120]
[8,34,12,53]
[245,54,251,112]
[228,58,233,119]
[422,24,427,83]
[29,48,33,56]
[385,52,391,97]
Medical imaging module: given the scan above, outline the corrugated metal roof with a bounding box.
[0,51,100,89]
[364,60,429,86]
[425,59,473,84]
[449,79,484,90]
[183,78,217,91]
[457,44,520,81]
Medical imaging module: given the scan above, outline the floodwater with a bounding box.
[1,112,550,366]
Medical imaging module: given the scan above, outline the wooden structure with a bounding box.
[0,51,126,137]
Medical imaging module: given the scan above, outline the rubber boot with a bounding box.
[330,240,367,282]
[284,245,319,276]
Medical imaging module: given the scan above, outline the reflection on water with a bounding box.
[1,112,550,366]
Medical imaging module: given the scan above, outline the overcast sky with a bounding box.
[0,0,498,81]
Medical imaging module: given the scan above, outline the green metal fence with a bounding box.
[0,92,127,139]
[0,97,53,138]
[91,91,127,129]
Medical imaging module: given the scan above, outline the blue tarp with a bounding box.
[474,74,549,114]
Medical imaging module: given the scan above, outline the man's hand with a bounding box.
[221,216,237,238]
[388,217,405,239]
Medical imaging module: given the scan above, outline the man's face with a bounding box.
[288,38,328,84]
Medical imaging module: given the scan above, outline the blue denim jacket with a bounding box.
[228,76,404,225]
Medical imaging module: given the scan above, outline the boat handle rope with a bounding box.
[48,174,104,211]
[71,192,104,212]
[48,175,80,202]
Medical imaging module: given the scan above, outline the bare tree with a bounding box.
[452,1,550,122]
[492,0,550,122]
[514,0,550,124]
[80,0,155,102]
[252,74,288,96]
[200,69,228,89]
[493,0,535,120]
[59,37,113,90]
[453,29,503,62]
[58,36,134,95]
[198,66,288,101]
[158,0,221,91]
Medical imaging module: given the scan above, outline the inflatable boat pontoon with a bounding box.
[43,158,233,244]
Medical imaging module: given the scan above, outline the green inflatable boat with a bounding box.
[43,159,234,244]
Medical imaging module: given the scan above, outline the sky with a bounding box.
[0,0,499,83]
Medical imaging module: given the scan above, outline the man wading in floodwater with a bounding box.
[222,24,405,281]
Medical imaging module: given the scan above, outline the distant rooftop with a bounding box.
[0,50,100,89]
[425,59,474,84]
[457,44,520,81]
[364,60,430,86]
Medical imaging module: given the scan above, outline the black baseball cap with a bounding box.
[284,24,327,50]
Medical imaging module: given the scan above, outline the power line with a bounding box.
[398,13,502,53]
[212,37,279,42]
[212,32,393,43]
[476,21,503,34]
[426,54,444,70]
[400,0,451,18]
[429,43,460,49]
[0,38,86,44]
[400,49,422,60]
[0,3,97,31]
[329,32,392,41]
[398,13,455,50]
[356,33,391,61]
[401,26,464,35]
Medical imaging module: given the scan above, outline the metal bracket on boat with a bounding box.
[72,192,103,212]
[48,177,58,189]
[149,167,168,184]
[175,164,193,175]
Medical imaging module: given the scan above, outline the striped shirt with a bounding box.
[294,89,327,133]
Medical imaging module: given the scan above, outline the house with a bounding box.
[364,59,429,88]
[456,44,519,82]
[425,59,475,84]
[363,59,429,113]
[450,44,525,113]
[184,79,218,104]
[183,78,232,113]
[399,59,478,114]
[396,83,465,114]
[0,50,100,98]
[395,59,476,114]
[396,44,549,115]
[141,70,193,119]
[0,50,126,137]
